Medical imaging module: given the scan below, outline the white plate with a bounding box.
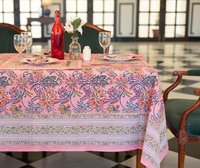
[104,54,136,62]
[20,57,58,66]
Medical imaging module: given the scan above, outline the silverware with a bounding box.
[66,61,71,66]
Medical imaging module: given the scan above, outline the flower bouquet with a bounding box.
[64,18,85,37]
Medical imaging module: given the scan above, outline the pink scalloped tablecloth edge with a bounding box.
[0,144,168,166]
[0,144,143,152]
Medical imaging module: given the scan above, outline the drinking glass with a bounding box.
[98,32,111,57]
[13,34,26,55]
[21,31,33,57]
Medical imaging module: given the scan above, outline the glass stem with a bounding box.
[103,48,106,57]
[26,47,30,54]
[26,47,31,57]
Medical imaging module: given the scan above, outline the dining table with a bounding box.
[0,53,168,168]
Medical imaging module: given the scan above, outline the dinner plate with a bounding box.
[20,57,58,66]
[103,54,136,62]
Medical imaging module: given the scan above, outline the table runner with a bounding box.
[0,53,168,168]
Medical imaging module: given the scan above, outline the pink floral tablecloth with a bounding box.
[0,53,168,168]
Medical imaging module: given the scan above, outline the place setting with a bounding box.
[19,55,59,66]
[103,54,140,62]
[98,31,141,63]
[13,32,58,66]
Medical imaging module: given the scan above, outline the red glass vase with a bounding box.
[51,10,64,60]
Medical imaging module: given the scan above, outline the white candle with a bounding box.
[83,46,91,61]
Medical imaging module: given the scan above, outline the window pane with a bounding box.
[165,13,175,24]
[165,26,175,37]
[66,0,76,11]
[77,13,87,22]
[77,0,87,12]
[3,13,14,24]
[176,26,185,37]
[31,13,40,18]
[150,0,160,12]
[104,0,114,12]
[104,13,114,24]
[0,13,3,22]
[150,13,159,25]
[140,0,149,12]
[31,0,41,12]
[0,1,2,10]
[3,0,13,12]
[176,13,186,24]
[139,13,149,24]
[139,26,148,37]
[20,0,30,12]
[177,0,186,12]
[65,0,88,24]
[20,13,30,25]
[66,13,76,20]
[93,13,103,25]
[166,0,176,12]
[93,0,103,12]
[31,21,41,26]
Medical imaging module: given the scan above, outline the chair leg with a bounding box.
[6,152,13,157]
[178,144,186,168]
[42,152,47,157]
[136,149,145,168]
[125,150,133,159]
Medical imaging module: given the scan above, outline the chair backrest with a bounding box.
[0,23,24,53]
[64,23,110,53]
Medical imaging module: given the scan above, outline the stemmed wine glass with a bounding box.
[13,34,26,56]
[99,32,111,57]
[21,31,33,57]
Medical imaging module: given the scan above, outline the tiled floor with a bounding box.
[1,41,200,168]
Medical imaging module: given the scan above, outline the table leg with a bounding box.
[136,149,145,168]
[115,152,119,162]
[22,152,29,163]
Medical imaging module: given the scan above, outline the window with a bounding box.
[165,0,187,38]
[138,0,160,38]
[0,0,14,24]
[19,0,42,38]
[93,0,114,36]
[65,0,88,21]
[65,0,115,37]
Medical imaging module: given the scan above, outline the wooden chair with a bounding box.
[163,70,200,168]
[64,22,110,53]
[0,23,24,53]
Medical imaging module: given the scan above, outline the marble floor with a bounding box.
[1,41,200,168]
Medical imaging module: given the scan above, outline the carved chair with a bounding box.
[0,23,24,53]
[64,22,110,53]
[163,70,200,168]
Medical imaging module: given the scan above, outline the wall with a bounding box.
[188,0,200,37]
[116,0,137,37]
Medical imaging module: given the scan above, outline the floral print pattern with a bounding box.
[0,66,161,116]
